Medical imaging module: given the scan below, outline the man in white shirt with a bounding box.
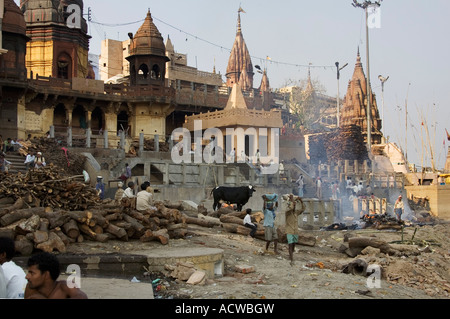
[24,151,35,170]
[0,237,27,298]
[0,266,7,298]
[136,182,154,212]
[122,181,136,199]
[243,208,257,238]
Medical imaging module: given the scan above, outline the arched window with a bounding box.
[138,64,149,79]
[57,53,72,79]
[151,64,161,79]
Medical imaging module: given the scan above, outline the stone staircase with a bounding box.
[4,153,27,174]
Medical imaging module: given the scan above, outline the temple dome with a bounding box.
[3,0,27,36]
[129,10,168,59]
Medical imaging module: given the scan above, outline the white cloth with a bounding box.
[24,154,35,164]
[122,187,135,198]
[0,266,7,298]
[1,261,27,298]
[243,214,254,226]
[136,190,153,211]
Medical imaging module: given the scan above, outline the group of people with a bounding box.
[113,180,154,212]
[24,150,46,170]
[243,192,306,266]
[0,237,87,299]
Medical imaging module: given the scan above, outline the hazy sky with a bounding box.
[14,0,450,169]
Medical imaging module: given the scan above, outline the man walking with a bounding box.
[262,194,279,254]
[284,194,306,266]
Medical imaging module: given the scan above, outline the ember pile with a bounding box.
[360,213,402,230]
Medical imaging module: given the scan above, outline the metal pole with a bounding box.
[365,6,372,150]
[336,62,341,128]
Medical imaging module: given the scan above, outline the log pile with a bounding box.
[308,125,369,164]
[129,138,170,153]
[16,137,87,176]
[324,125,369,162]
[0,165,98,210]
[0,196,200,255]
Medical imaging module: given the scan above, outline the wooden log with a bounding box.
[78,224,109,242]
[221,223,265,239]
[347,237,393,256]
[184,214,220,228]
[53,228,74,245]
[219,214,245,225]
[0,197,15,206]
[122,214,145,238]
[39,218,49,232]
[0,228,15,239]
[63,219,80,239]
[140,229,169,245]
[0,207,46,227]
[105,224,128,241]
[33,230,49,244]
[36,231,66,253]
[15,215,41,235]
[0,198,24,217]
[14,235,34,256]
[168,228,188,239]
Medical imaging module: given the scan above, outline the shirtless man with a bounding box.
[24,252,87,299]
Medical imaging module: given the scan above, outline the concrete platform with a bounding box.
[146,247,224,278]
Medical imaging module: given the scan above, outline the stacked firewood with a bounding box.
[0,167,215,254]
[324,125,369,162]
[129,138,170,153]
[17,137,86,176]
[308,125,369,164]
[0,165,97,210]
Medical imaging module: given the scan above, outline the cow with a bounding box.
[210,185,256,211]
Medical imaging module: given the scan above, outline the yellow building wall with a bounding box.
[26,41,54,78]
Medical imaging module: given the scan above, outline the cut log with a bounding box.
[221,223,265,239]
[0,207,46,227]
[14,235,34,256]
[36,231,66,253]
[33,230,49,244]
[347,237,393,256]
[140,229,169,245]
[15,215,41,235]
[0,198,24,217]
[105,223,128,241]
[78,224,109,242]
[63,219,80,239]
[122,214,145,238]
[168,228,188,239]
[184,215,220,228]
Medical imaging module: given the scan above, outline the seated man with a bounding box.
[136,182,154,212]
[24,252,87,299]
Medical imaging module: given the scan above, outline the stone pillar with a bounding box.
[154,134,159,152]
[67,127,72,147]
[120,130,125,149]
[49,126,55,138]
[103,130,108,149]
[139,133,144,152]
[86,128,91,148]
[86,110,92,130]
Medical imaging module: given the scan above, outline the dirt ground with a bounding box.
[64,220,450,300]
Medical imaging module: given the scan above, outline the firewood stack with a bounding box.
[308,125,369,164]
[129,138,170,152]
[324,125,369,162]
[0,167,207,255]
